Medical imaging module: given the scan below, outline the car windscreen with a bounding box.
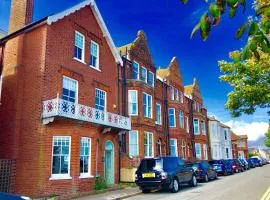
[192,163,200,170]
[210,160,223,165]
[138,159,163,171]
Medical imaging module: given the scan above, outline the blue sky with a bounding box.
[0,0,268,140]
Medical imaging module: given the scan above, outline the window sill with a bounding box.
[79,174,95,179]
[49,175,72,180]
[89,65,101,72]
[73,57,87,65]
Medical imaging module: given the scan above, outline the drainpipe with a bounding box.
[95,138,100,177]
[189,99,196,160]
[0,44,5,104]
[162,81,170,155]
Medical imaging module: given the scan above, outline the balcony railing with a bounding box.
[42,98,131,130]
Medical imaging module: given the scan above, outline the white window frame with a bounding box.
[95,88,107,111]
[140,66,147,83]
[62,76,78,104]
[148,71,154,87]
[79,137,93,178]
[179,110,184,128]
[201,120,206,135]
[50,136,72,180]
[132,61,140,80]
[181,140,186,159]
[168,108,176,128]
[156,103,162,125]
[180,91,184,103]
[185,116,189,133]
[175,89,179,101]
[144,132,154,158]
[203,144,208,160]
[143,92,152,118]
[170,86,175,100]
[74,31,85,63]
[129,131,139,157]
[128,90,138,116]
[90,40,100,70]
[224,130,228,140]
[193,118,200,135]
[195,143,201,159]
[170,138,178,156]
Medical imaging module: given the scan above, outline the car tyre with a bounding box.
[214,172,218,180]
[170,178,179,193]
[190,175,197,187]
[204,174,209,182]
[142,189,151,194]
[224,170,228,176]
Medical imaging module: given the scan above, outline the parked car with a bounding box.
[0,192,30,200]
[228,159,244,173]
[247,158,256,168]
[192,161,218,182]
[238,159,249,170]
[239,159,249,170]
[135,157,197,193]
[209,160,233,176]
[250,157,263,167]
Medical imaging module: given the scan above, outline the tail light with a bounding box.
[196,169,203,173]
[232,165,236,168]
[161,172,168,180]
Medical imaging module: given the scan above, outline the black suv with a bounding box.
[135,157,197,193]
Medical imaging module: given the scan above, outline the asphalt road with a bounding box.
[126,164,270,200]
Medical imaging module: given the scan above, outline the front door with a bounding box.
[104,141,114,185]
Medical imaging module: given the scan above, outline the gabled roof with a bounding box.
[47,0,122,65]
[231,132,239,140]
[117,30,154,67]
[157,57,183,87]
[0,0,122,65]
[184,84,193,96]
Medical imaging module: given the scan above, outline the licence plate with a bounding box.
[142,173,155,178]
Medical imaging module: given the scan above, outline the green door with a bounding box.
[105,141,114,185]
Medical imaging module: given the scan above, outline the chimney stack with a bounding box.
[9,0,34,34]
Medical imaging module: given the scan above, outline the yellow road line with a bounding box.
[261,186,270,200]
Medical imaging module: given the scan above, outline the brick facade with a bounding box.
[0,4,125,198]
[0,0,212,197]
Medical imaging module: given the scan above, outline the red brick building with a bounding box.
[231,132,248,159]
[184,79,210,161]
[0,0,131,198]
[0,0,212,197]
[157,58,193,161]
[118,31,168,182]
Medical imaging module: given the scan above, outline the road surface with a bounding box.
[126,164,270,200]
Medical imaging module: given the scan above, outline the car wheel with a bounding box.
[142,189,151,193]
[190,175,197,187]
[204,174,209,182]
[170,178,179,193]
[224,170,228,176]
[214,172,218,180]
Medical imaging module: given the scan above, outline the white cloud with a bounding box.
[224,121,268,141]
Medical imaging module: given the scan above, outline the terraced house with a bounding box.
[184,80,210,161]
[0,0,131,198]
[118,31,168,182]
[0,0,212,198]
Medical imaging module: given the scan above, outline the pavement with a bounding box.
[75,164,270,200]
[74,187,141,200]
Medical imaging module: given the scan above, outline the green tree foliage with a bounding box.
[248,152,260,158]
[265,124,270,147]
[181,0,270,117]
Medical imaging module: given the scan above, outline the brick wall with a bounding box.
[0,6,122,198]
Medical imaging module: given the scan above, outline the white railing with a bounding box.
[42,98,131,130]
